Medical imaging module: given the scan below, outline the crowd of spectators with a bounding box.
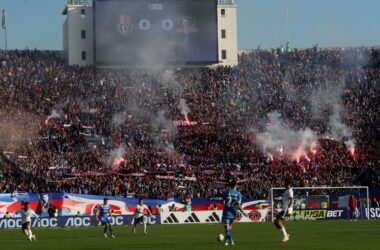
[0,47,379,200]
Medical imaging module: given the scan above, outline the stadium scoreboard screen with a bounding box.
[94,0,218,66]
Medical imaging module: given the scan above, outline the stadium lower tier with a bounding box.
[1,191,380,220]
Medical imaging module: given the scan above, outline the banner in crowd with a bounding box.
[0,193,267,217]
[0,215,160,229]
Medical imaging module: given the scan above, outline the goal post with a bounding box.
[270,186,370,221]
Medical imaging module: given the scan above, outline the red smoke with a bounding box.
[183,117,190,126]
[112,157,125,167]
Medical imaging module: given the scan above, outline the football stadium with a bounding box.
[0,0,380,249]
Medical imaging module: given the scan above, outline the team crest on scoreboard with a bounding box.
[176,16,197,34]
[117,15,134,36]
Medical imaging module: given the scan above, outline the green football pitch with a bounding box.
[1,220,380,250]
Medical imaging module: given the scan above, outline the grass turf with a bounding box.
[1,220,380,250]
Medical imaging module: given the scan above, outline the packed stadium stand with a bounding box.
[0,47,379,200]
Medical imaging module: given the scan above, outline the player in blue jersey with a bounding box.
[96,198,115,239]
[221,179,248,246]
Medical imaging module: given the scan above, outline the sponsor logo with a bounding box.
[34,218,58,227]
[205,212,220,223]
[0,218,22,228]
[65,217,91,227]
[234,212,242,222]
[249,211,262,222]
[163,213,179,224]
[369,208,380,218]
[292,210,326,220]
[0,215,160,229]
[184,213,201,223]
[326,210,344,218]
[147,215,157,225]
[117,15,134,37]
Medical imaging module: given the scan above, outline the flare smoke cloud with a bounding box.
[256,112,318,162]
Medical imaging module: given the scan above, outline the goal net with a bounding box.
[270,186,369,221]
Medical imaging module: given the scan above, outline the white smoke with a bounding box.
[160,69,184,96]
[154,110,175,135]
[256,112,318,162]
[329,104,356,152]
[178,98,190,120]
[0,109,39,151]
[47,109,62,120]
[112,111,127,127]
[154,110,178,156]
[310,79,356,152]
[311,81,344,118]
[107,145,126,167]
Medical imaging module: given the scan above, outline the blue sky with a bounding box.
[0,0,379,50]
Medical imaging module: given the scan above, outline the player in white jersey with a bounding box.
[274,178,294,243]
[15,201,39,241]
[132,198,152,235]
